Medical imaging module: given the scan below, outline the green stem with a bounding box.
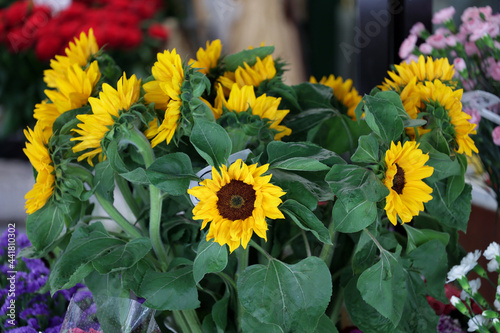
[329,287,344,325]
[126,128,169,268]
[236,246,249,332]
[319,209,337,266]
[181,309,202,333]
[172,311,190,333]
[301,229,312,257]
[115,174,141,218]
[94,192,142,238]
[249,240,272,261]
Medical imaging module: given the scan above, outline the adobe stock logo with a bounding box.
[340,1,404,63]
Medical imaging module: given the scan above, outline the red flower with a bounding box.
[68,329,103,333]
[427,283,483,315]
[4,1,29,28]
[5,27,33,52]
[147,23,169,41]
[120,26,143,49]
[35,35,63,61]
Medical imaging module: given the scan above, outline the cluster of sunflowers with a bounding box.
[21,30,477,332]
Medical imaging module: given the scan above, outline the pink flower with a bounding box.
[445,35,457,47]
[399,34,417,59]
[488,57,500,81]
[453,58,466,72]
[427,33,448,49]
[432,6,455,24]
[493,126,500,146]
[461,78,477,90]
[470,21,495,41]
[410,22,425,36]
[419,43,433,54]
[435,27,451,36]
[463,107,481,126]
[464,42,479,56]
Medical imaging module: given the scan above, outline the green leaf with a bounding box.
[139,267,200,310]
[266,141,345,167]
[326,164,389,204]
[241,312,284,333]
[122,259,152,293]
[280,199,332,244]
[49,223,124,292]
[271,157,330,172]
[26,204,68,251]
[190,118,232,167]
[362,93,404,144]
[351,134,380,164]
[403,224,449,254]
[94,160,115,202]
[420,143,462,183]
[293,82,333,109]
[425,182,471,232]
[92,238,152,274]
[52,105,91,135]
[344,277,402,333]
[193,236,228,283]
[312,115,371,155]
[445,153,467,205]
[286,108,336,135]
[237,257,332,333]
[271,169,333,205]
[212,295,229,332]
[406,240,447,302]
[357,252,407,326]
[313,314,339,333]
[119,167,150,185]
[332,199,377,233]
[352,228,378,274]
[224,46,275,72]
[146,152,196,196]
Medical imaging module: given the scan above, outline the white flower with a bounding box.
[33,0,72,15]
[487,259,499,272]
[494,299,500,312]
[468,315,488,332]
[450,295,461,306]
[447,264,470,283]
[497,285,500,295]
[461,278,481,300]
[484,242,500,260]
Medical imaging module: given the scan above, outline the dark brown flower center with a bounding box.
[392,163,406,195]
[216,180,256,221]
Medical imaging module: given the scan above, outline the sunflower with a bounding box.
[23,124,55,214]
[418,80,478,156]
[71,73,141,166]
[383,141,434,225]
[310,74,362,119]
[188,159,286,252]
[213,84,291,140]
[37,61,101,136]
[218,55,276,95]
[44,29,99,89]
[380,55,455,92]
[143,49,184,147]
[189,39,222,75]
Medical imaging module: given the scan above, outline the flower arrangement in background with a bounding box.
[399,5,500,210]
[0,0,170,139]
[17,29,478,332]
[0,229,88,332]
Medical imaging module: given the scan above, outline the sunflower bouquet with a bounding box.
[19,29,477,332]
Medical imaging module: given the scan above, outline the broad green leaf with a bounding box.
[362,93,404,144]
[403,224,449,254]
[266,141,345,167]
[237,257,332,333]
[445,153,467,205]
[326,164,389,205]
[49,223,124,292]
[285,108,336,135]
[313,314,339,333]
[26,204,68,251]
[420,143,462,183]
[202,314,218,333]
[241,312,284,333]
[352,228,378,274]
[425,182,471,232]
[357,251,407,326]
[271,157,330,172]
[92,238,152,274]
[52,105,91,135]
[332,199,377,233]
[94,160,115,202]
[406,240,447,302]
[139,267,200,310]
[193,236,228,283]
[293,82,333,109]
[351,134,380,164]
[280,199,332,244]
[212,295,229,332]
[190,119,232,167]
[224,46,275,72]
[122,259,152,293]
[313,115,371,155]
[344,277,403,333]
[146,152,196,196]
[119,167,150,185]
[271,169,334,205]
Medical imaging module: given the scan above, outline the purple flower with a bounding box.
[437,315,465,333]
[8,327,38,333]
